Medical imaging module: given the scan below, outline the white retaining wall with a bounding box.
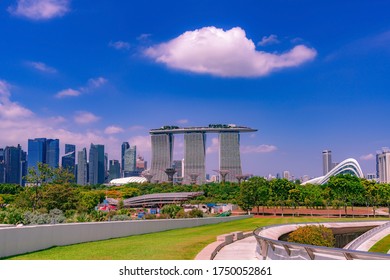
[0,215,249,258]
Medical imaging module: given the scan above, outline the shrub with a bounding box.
[161,204,182,218]
[144,214,156,219]
[287,225,335,247]
[111,214,131,221]
[23,208,65,225]
[188,209,204,218]
[175,209,189,219]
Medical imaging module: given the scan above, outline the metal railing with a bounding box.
[345,221,390,250]
[253,221,390,260]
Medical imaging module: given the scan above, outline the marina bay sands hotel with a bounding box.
[149,124,257,184]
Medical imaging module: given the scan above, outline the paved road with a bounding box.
[213,236,259,260]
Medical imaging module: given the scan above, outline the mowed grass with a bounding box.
[4,216,372,260]
[369,234,390,254]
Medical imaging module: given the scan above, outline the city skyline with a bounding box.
[1,1,390,178]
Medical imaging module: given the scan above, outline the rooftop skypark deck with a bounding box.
[150,124,257,134]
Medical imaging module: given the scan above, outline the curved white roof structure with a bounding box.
[302,158,364,185]
[109,176,147,185]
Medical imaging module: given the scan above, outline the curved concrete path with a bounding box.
[354,226,390,251]
[213,236,259,260]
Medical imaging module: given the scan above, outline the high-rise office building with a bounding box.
[219,132,242,182]
[150,134,174,182]
[123,145,137,177]
[108,160,121,181]
[283,170,290,180]
[77,148,88,185]
[20,149,27,186]
[4,145,23,185]
[89,143,105,185]
[183,132,206,184]
[322,150,332,175]
[377,148,390,183]
[28,138,46,171]
[0,148,4,183]
[121,142,130,175]
[28,138,59,170]
[46,139,59,168]
[62,144,76,172]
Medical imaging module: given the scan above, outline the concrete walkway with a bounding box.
[213,236,259,260]
[355,226,390,252]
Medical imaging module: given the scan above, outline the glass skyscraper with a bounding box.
[46,139,59,168]
[62,144,76,177]
[28,138,46,171]
[0,148,4,183]
[123,145,137,177]
[27,138,59,170]
[89,143,105,185]
[4,145,22,185]
[77,148,88,186]
[108,160,121,181]
[121,142,130,176]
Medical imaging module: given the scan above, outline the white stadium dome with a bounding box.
[109,176,147,185]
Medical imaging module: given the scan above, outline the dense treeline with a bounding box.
[238,175,390,217]
[1,164,390,224]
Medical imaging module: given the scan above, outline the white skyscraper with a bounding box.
[322,150,332,175]
[377,148,390,183]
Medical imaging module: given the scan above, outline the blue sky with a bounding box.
[1,0,390,179]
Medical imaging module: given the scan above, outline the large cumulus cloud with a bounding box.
[145,26,317,77]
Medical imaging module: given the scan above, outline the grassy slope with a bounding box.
[4,217,374,260]
[369,234,390,254]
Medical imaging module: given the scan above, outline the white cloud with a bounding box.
[206,137,219,154]
[137,34,152,41]
[56,88,81,98]
[360,153,375,161]
[56,77,107,98]
[241,144,277,154]
[145,26,317,77]
[128,135,151,154]
[0,80,34,119]
[74,111,100,124]
[8,0,70,20]
[0,80,11,101]
[26,61,57,73]
[109,41,131,50]
[258,34,280,46]
[128,125,146,131]
[0,79,123,161]
[104,125,125,135]
[86,77,107,89]
[176,119,188,124]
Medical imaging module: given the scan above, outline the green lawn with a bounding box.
[3,217,373,260]
[369,234,390,254]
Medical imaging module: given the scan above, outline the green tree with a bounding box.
[327,174,363,217]
[77,191,102,213]
[41,184,78,212]
[379,184,390,218]
[238,178,258,214]
[269,179,295,216]
[24,163,53,211]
